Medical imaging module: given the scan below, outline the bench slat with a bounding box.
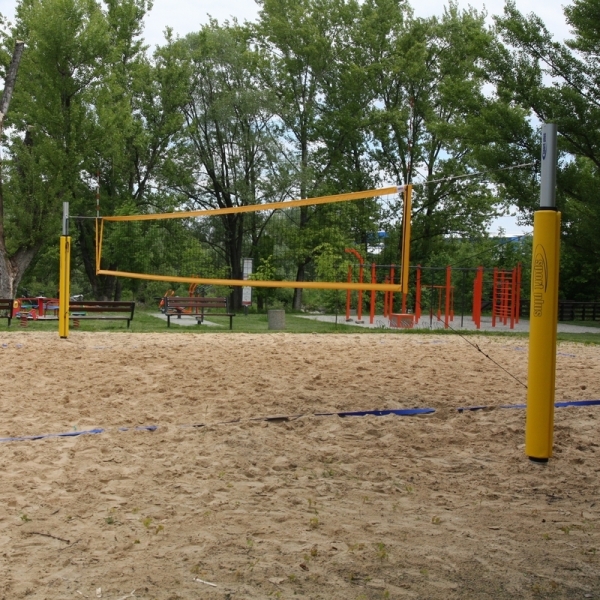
[163,296,234,330]
[69,301,135,328]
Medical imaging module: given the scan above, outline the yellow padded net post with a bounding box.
[59,202,71,339]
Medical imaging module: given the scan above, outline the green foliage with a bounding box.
[4,0,599,304]
[249,255,278,307]
[313,243,350,313]
[493,0,600,299]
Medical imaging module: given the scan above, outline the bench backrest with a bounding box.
[165,296,229,310]
[69,301,135,314]
[0,299,14,312]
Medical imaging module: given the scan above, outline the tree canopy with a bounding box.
[0,0,597,306]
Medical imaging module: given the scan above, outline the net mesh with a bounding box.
[97,187,408,292]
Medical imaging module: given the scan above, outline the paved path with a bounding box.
[298,314,600,334]
[151,310,599,334]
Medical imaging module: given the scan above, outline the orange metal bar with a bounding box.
[345,248,365,322]
[500,270,504,322]
[357,262,364,322]
[370,263,376,324]
[515,263,521,324]
[478,267,483,329]
[506,271,511,325]
[445,266,451,329]
[510,268,516,329]
[415,265,421,322]
[492,267,498,327]
[383,277,390,317]
[473,274,478,328]
[502,270,508,324]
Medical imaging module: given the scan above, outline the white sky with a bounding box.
[142,0,570,49]
[0,0,569,235]
[0,0,571,53]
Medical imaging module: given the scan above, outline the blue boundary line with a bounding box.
[0,425,157,444]
[1,402,598,444]
[456,399,600,412]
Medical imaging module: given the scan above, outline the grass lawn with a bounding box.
[1,308,599,343]
[1,310,362,334]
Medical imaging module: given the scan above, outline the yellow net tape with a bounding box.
[97,186,410,293]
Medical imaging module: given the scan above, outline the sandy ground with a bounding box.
[0,331,599,600]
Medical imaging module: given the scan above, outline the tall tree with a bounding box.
[255,0,368,309]
[79,24,189,300]
[0,40,25,298]
[494,0,600,299]
[1,0,186,300]
[0,0,111,298]
[363,3,502,262]
[163,21,288,309]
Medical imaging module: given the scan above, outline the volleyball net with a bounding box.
[96,186,412,293]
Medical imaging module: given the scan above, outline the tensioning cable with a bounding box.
[399,161,536,391]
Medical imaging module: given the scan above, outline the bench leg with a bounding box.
[229,316,233,330]
[167,314,171,327]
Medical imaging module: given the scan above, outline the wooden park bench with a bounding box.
[0,298,14,326]
[163,296,235,329]
[69,300,135,328]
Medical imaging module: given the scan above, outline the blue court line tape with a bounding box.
[1,401,599,444]
[316,408,436,417]
[457,399,600,412]
[555,400,600,408]
[0,428,105,443]
[0,425,157,444]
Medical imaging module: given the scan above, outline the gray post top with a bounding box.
[62,202,69,236]
[540,123,557,209]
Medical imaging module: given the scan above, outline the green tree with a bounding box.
[1,0,186,300]
[494,0,600,299]
[76,4,188,300]
[0,0,112,297]
[362,3,501,263]
[163,21,288,309]
[255,0,372,309]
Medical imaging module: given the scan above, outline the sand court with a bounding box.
[0,332,599,598]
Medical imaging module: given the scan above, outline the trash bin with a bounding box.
[267,309,285,330]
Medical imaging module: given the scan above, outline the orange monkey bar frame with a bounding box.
[473,264,521,329]
[413,265,454,329]
[492,265,522,329]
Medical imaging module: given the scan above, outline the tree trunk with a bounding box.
[0,41,27,299]
[224,213,246,311]
[114,278,122,301]
[0,245,40,298]
[293,202,310,311]
[293,263,305,310]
